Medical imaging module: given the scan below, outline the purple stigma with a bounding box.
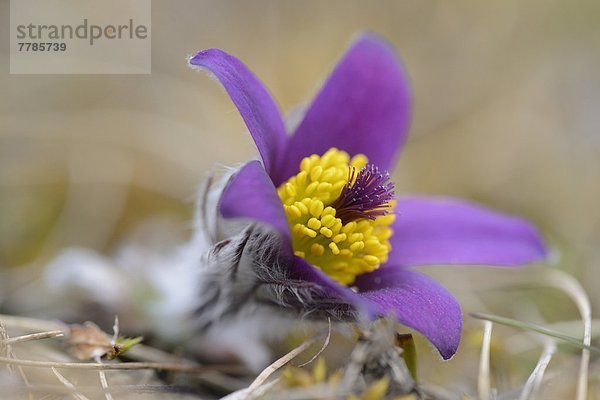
[331,163,395,223]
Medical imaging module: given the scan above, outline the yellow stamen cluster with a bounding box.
[277,148,395,285]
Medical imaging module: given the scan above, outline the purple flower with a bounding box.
[189,34,547,359]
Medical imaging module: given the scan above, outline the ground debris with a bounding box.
[342,321,420,399]
[67,321,142,361]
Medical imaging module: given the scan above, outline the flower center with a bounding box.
[276,148,395,285]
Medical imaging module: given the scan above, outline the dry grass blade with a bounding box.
[0,320,9,357]
[505,319,600,353]
[478,321,493,400]
[0,355,243,373]
[474,267,593,399]
[2,330,64,345]
[222,379,280,400]
[248,336,320,391]
[226,333,332,399]
[1,319,33,399]
[470,313,600,354]
[97,368,114,400]
[518,340,556,400]
[51,367,92,400]
[537,268,592,400]
[296,318,331,368]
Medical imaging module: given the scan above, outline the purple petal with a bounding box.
[219,161,290,239]
[290,257,377,317]
[388,196,548,267]
[275,33,412,185]
[189,49,287,174]
[355,267,462,359]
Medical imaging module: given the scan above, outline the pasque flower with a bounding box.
[188,34,547,359]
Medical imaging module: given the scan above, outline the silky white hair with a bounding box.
[39,166,357,369]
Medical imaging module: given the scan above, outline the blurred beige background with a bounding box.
[0,0,599,322]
